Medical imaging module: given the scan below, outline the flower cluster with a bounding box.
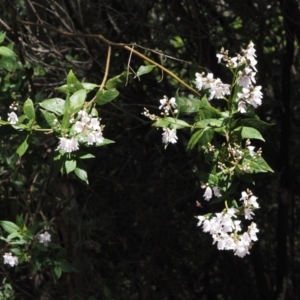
[7,101,19,124]
[74,110,104,145]
[8,112,18,125]
[159,96,178,115]
[240,190,259,220]
[195,72,230,100]
[3,252,18,267]
[37,231,51,246]
[57,137,79,153]
[162,127,178,144]
[142,96,179,144]
[57,110,104,153]
[197,206,259,258]
[216,41,263,113]
[201,184,222,201]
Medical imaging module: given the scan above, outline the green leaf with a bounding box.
[82,82,98,91]
[10,248,22,256]
[79,153,95,159]
[195,96,222,120]
[95,138,115,147]
[0,46,16,57]
[103,285,112,299]
[60,261,78,273]
[40,98,65,115]
[23,98,35,121]
[40,109,60,132]
[95,89,119,105]
[236,118,274,132]
[0,221,19,234]
[194,171,219,185]
[243,156,274,173]
[16,215,25,228]
[105,71,130,89]
[154,117,190,129]
[188,130,202,149]
[16,135,29,157]
[135,65,155,77]
[6,232,23,241]
[199,127,214,146]
[65,160,77,174]
[0,31,6,44]
[62,94,71,129]
[175,90,200,113]
[236,126,265,141]
[54,265,62,280]
[194,118,223,128]
[67,70,84,93]
[0,56,19,71]
[188,127,214,149]
[74,167,89,184]
[69,89,86,113]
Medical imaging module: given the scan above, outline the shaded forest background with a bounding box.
[0,0,300,299]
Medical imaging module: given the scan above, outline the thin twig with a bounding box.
[99,45,112,90]
[15,18,201,97]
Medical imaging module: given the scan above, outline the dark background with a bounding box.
[0,0,299,299]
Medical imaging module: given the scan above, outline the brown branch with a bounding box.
[15,18,201,97]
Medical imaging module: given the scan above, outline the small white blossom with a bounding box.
[247,146,255,156]
[75,121,84,133]
[237,101,247,113]
[202,185,222,201]
[212,186,222,198]
[162,128,178,144]
[3,253,18,267]
[8,112,18,124]
[38,231,51,246]
[57,137,79,153]
[237,86,263,110]
[203,186,213,201]
[238,67,256,88]
[159,96,177,115]
[248,222,259,241]
[216,53,224,64]
[244,207,255,220]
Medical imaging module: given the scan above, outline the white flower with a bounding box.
[247,146,255,156]
[237,86,263,110]
[8,112,18,124]
[212,186,222,198]
[75,121,84,133]
[203,186,212,201]
[90,118,101,131]
[162,128,178,144]
[94,131,104,144]
[240,191,248,202]
[249,195,259,208]
[237,101,247,113]
[3,253,18,267]
[203,186,222,200]
[248,222,259,241]
[38,231,51,246]
[197,216,206,227]
[209,80,230,100]
[57,137,79,153]
[169,97,177,108]
[159,96,177,115]
[244,207,255,220]
[78,110,87,118]
[237,67,256,88]
[195,73,203,90]
[159,97,168,110]
[216,53,224,64]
